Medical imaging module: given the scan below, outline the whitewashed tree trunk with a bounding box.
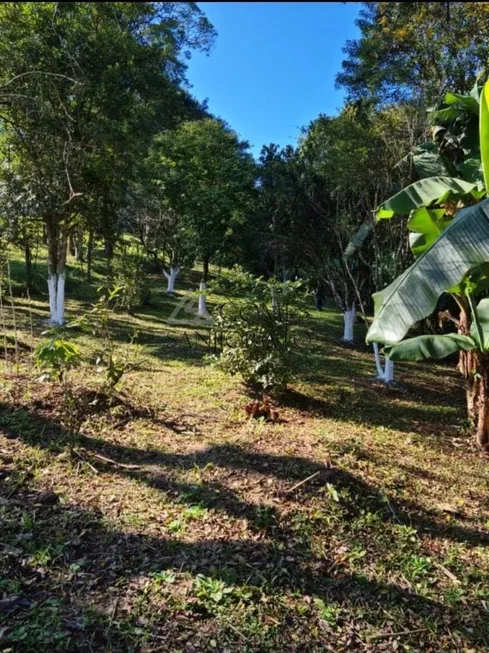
[47,272,66,324]
[384,358,395,384]
[271,288,277,309]
[373,342,395,383]
[197,279,211,318]
[46,218,68,325]
[373,342,385,379]
[164,266,179,293]
[342,302,356,343]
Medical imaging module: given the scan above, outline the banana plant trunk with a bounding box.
[458,307,479,421]
[458,308,489,449]
[475,359,489,449]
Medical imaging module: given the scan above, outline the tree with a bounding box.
[298,105,418,361]
[0,2,215,322]
[151,118,255,314]
[337,2,489,106]
[242,144,306,281]
[367,81,489,449]
[127,175,196,294]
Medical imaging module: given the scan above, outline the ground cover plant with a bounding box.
[1,246,488,652]
[2,3,489,651]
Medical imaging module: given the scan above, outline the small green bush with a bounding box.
[111,254,150,313]
[206,278,309,391]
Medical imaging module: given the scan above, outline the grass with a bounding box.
[1,246,489,651]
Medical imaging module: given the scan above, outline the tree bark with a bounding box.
[373,342,396,384]
[475,354,489,450]
[342,302,356,343]
[87,229,94,283]
[45,217,68,324]
[24,240,33,295]
[69,232,76,257]
[74,230,84,262]
[202,256,210,283]
[105,236,114,275]
[197,279,211,319]
[458,307,479,422]
[164,266,179,293]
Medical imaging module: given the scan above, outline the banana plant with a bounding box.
[344,82,486,383]
[367,80,489,449]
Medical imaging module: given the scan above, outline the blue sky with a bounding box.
[186,2,361,157]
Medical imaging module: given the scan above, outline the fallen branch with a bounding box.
[74,448,140,470]
[368,627,427,641]
[286,471,320,493]
[433,561,460,585]
[90,452,141,470]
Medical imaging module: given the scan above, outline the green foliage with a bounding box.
[34,338,81,383]
[0,2,215,307]
[337,3,489,104]
[71,286,142,393]
[480,83,489,193]
[367,199,489,344]
[377,177,477,220]
[384,297,489,362]
[151,118,256,275]
[207,279,308,391]
[210,265,265,298]
[384,333,475,362]
[368,80,489,345]
[111,254,150,313]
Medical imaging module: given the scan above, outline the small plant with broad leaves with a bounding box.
[34,338,81,383]
[34,337,85,446]
[72,285,143,395]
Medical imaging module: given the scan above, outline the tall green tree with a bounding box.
[298,105,419,356]
[151,118,255,313]
[0,2,215,322]
[337,2,489,106]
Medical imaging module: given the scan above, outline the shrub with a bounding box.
[210,264,264,297]
[34,338,81,383]
[111,254,150,313]
[206,278,309,391]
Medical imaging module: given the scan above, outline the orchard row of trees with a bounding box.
[3,2,489,447]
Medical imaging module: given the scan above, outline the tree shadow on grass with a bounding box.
[2,453,488,650]
[2,403,489,648]
[2,403,488,550]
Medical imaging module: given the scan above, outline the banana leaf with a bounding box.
[376,177,476,219]
[367,199,489,344]
[384,333,475,362]
[480,82,489,193]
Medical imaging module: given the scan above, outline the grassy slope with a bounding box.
[1,248,489,652]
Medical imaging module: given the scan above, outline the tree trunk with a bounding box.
[24,240,33,295]
[164,266,179,293]
[105,236,114,276]
[342,302,356,343]
[74,230,84,262]
[202,256,210,283]
[197,279,211,319]
[384,359,395,384]
[373,342,396,384]
[476,354,489,451]
[373,342,385,378]
[69,232,76,257]
[46,217,68,324]
[458,307,478,422]
[87,229,94,283]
